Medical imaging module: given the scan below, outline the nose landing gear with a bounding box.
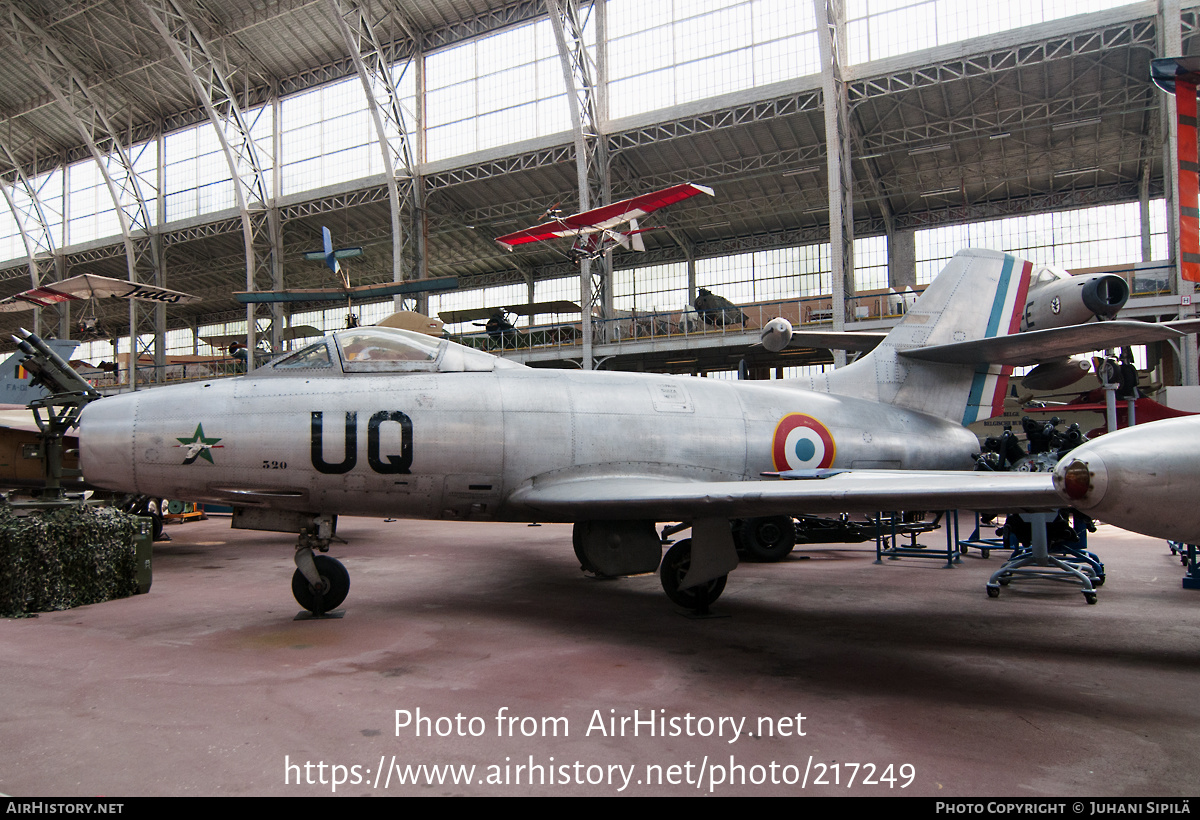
[292,552,350,616]
[291,513,348,617]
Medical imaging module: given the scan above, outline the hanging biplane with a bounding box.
[495,183,714,260]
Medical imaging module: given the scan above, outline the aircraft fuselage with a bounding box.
[79,366,979,523]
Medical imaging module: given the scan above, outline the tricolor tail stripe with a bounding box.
[961,255,1033,426]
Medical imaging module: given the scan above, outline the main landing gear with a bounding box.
[732,515,796,562]
[659,538,728,614]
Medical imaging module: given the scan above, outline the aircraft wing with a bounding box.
[235,277,458,304]
[507,470,1061,521]
[495,183,714,249]
[0,274,199,311]
[438,300,581,325]
[900,320,1188,365]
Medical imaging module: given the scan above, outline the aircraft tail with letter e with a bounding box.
[796,248,1033,425]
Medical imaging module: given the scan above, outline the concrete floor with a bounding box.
[1,513,1198,797]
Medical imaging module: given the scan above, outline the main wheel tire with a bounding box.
[571,522,602,575]
[292,555,350,614]
[659,539,727,610]
[733,515,796,562]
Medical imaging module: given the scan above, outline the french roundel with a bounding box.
[771,413,836,471]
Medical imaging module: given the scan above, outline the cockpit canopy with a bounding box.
[268,326,518,374]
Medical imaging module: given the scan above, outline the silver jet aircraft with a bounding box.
[75,249,1199,614]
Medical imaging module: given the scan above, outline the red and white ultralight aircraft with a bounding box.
[495,182,714,260]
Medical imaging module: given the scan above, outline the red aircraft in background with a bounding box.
[495,182,714,260]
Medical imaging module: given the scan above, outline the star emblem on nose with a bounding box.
[175,423,223,465]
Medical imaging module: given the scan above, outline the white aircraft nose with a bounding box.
[78,393,140,493]
[1053,451,1108,509]
[1053,417,1200,543]
[761,317,793,353]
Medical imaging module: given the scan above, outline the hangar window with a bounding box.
[847,0,1136,64]
[612,262,687,313]
[0,168,62,265]
[66,142,157,244]
[607,0,820,120]
[280,77,406,196]
[163,117,254,222]
[915,201,1168,285]
[425,19,578,162]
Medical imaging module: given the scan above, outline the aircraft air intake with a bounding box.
[1080,275,1130,318]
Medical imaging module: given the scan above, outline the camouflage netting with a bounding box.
[0,505,141,617]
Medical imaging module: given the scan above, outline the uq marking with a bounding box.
[310,411,413,475]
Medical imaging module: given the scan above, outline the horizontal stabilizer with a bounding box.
[779,330,887,353]
[900,320,1187,366]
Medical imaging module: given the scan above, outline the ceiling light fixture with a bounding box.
[1052,117,1101,131]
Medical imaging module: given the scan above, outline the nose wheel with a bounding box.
[292,553,350,615]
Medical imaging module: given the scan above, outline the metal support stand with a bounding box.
[873,511,956,568]
[986,511,1104,604]
[1169,541,1200,589]
[957,512,1007,559]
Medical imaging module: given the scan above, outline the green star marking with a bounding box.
[176,423,222,465]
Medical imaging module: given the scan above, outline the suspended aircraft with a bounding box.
[495,183,714,260]
[234,226,458,327]
[437,301,581,349]
[0,273,200,313]
[66,248,1200,616]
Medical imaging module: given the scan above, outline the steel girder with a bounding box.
[0,139,63,335]
[847,16,1159,105]
[0,1,163,386]
[139,0,282,366]
[327,0,426,313]
[816,0,853,352]
[547,0,607,369]
[861,87,1157,153]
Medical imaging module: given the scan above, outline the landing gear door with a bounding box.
[683,518,739,589]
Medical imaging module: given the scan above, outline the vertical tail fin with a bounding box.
[822,248,1033,424]
[321,226,338,274]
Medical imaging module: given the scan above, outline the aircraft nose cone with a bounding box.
[1053,452,1108,508]
[1051,417,1200,543]
[78,393,139,493]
